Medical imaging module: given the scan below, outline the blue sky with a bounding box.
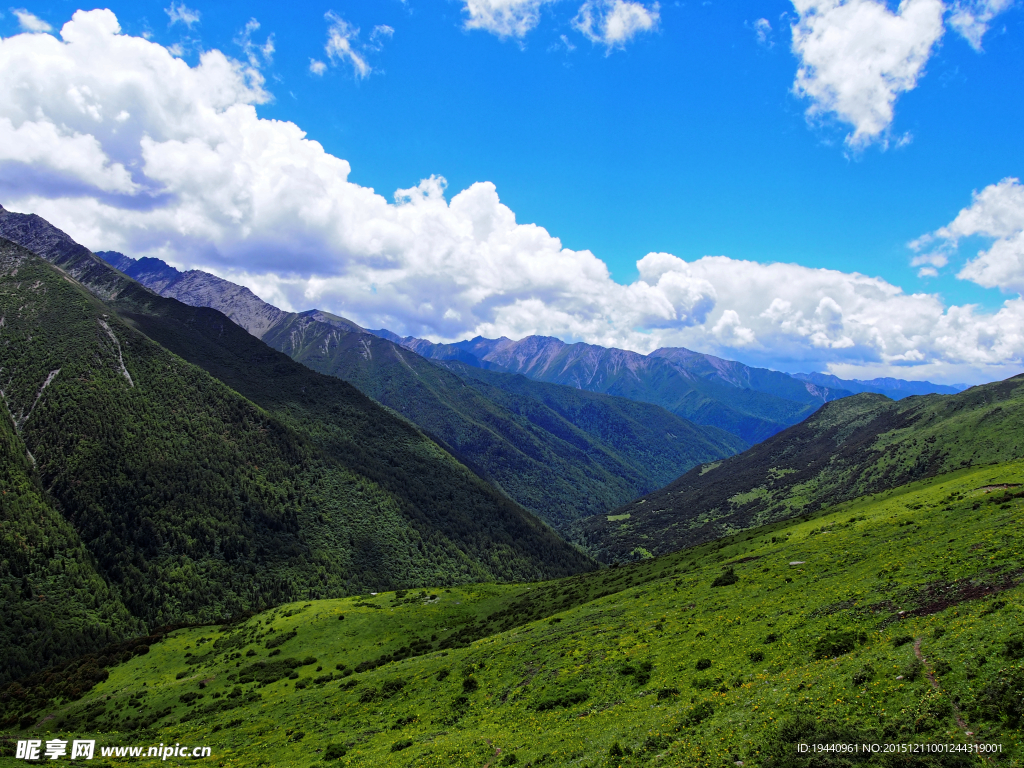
[1,1,1022,382]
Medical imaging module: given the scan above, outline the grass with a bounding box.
[4,460,1024,767]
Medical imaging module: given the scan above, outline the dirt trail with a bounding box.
[914,637,990,762]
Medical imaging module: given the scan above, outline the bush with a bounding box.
[695,658,712,671]
[749,651,765,663]
[1004,636,1024,660]
[657,687,680,701]
[851,665,874,687]
[972,667,1024,727]
[323,743,347,760]
[683,701,713,726]
[813,629,866,660]
[533,689,589,711]
[294,679,308,690]
[764,633,778,644]
[933,659,952,676]
[902,657,923,680]
[437,669,450,681]
[711,568,738,587]
[390,740,413,753]
[462,676,479,693]
[892,635,914,648]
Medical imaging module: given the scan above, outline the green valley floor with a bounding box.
[3,461,1023,767]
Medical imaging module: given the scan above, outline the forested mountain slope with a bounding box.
[580,377,1024,561]
[0,236,593,680]
[262,313,744,530]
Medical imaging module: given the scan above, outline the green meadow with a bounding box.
[4,460,1023,767]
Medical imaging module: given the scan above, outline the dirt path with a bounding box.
[914,637,990,763]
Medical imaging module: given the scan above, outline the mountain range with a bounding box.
[92,248,962,449]
[90,249,745,530]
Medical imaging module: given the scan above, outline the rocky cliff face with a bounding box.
[95,252,289,339]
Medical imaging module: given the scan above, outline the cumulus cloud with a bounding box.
[309,59,327,76]
[790,0,945,149]
[573,0,660,51]
[165,1,200,28]
[461,0,557,39]
[949,0,1015,50]
[914,178,1024,295]
[12,8,51,32]
[0,9,1021,383]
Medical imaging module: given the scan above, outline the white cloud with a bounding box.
[573,0,660,51]
[461,0,556,39]
[949,0,1015,50]
[914,178,1024,295]
[235,18,274,68]
[323,11,372,78]
[309,59,327,76]
[12,8,51,32]
[751,17,774,47]
[0,10,1022,384]
[790,0,945,149]
[165,1,200,28]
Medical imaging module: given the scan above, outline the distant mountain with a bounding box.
[790,371,965,399]
[579,375,1024,562]
[370,333,853,444]
[262,314,745,530]
[0,211,594,679]
[0,235,742,532]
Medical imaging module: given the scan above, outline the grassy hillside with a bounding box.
[4,461,1022,766]
[580,379,1024,562]
[0,237,593,678]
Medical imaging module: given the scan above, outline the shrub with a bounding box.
[323,743,347,760]
[657,687,680,701]
[1004,636,1024,660]
[972,667,1024,727]
[813,629,866,660]
[358,687,377,703]
[437,669,450,681]
[337,614,344,621]
[175,671,188,680]
[764,633,778,644]
[294,679,308,690]
[749,651,765,663]
[609,742,624,757]
[892,635,914,648]
[902,657,923,680]
[265,630,297,649]
[534,689,589,711]
[683,701,714,726]
[390,740,413,753]
[381,678,406,698]
[852,665,875,687]
[695,658,712,671]
[933,659,952,676]
[462,676,479,693]
[711,568,738,587]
